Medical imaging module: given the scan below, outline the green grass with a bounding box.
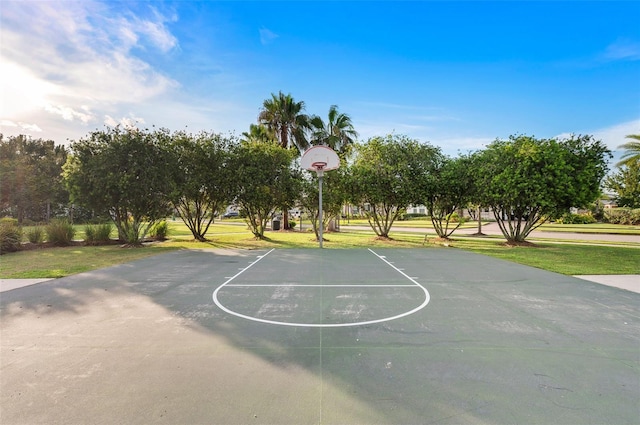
[2,220,639,278]
[0,245,179,278]
[447,238,640,275]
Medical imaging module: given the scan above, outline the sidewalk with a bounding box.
[0,278,53,293]
[572,275,639,294]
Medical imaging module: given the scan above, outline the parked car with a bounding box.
[223,211,239,218]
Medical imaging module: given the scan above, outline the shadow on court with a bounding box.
[1,248,638,424]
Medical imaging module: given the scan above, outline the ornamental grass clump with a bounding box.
[26,225,46,244]
[0,218,22,254]
[84,223,113,245]
[46,218,76,246]
[149,220,169,240]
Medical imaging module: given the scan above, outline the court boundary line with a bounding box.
[212,249,431,327]
[225,284,418,287]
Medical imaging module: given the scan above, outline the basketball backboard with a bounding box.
[300,145,340,174]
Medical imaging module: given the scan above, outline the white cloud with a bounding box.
[43,104,95,123]
[0,120,18,128]
[0,1,179,142]
[19,123,43,133]
[590,119,640,149]
[603,39,640,62]
[140,20,178,52]
[0,62,59,117]
[259,27,279,45]
[104,114,146,129]
[556,119,640,151]
[0,120,43,135]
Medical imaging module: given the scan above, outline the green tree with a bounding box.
[309,105,358,155]
[0,134,69,223]
[258,91,310,152]
[606,158,640,208]
[616,134,640,167]
[423,155,474,239]
[167,131,237,241]
[348,134,441,238]
[63,126,174,245]
[231,142,301,239]
[476,134,611,243]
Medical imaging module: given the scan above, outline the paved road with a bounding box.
[339,222,640,244]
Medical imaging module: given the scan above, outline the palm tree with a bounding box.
[257,92,310,230]
[241,123,275,144]
[258,92,310,153]
[616,134,640,167]
[308,106,358,232]
[309,105,358,154]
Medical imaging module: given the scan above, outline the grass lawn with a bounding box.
[0,245,180,278]
[2,220,638,279]
[448,238,640,275]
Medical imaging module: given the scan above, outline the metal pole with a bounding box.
[318,171,323,248]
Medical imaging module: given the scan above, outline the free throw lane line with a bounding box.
[213,249,431,327]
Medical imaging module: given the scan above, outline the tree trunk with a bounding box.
[475,206,484,236]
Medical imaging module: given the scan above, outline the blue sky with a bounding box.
[1,1,639,160]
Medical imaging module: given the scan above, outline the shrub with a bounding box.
[26,225,46,243]
[604,208,640,225]
[84,223,113,245]
[556,213,597,224]
[404,213,428,220]
[446,212,466,223]
[46,218,76,246]
[0,218,22,254]
[149,220,169,240]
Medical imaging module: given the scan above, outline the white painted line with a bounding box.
[225,284,419,287]
[219,249,275,286]
[212,248,431,328]
[367,248,431,315]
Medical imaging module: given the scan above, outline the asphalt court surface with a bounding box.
[1,248,639,424]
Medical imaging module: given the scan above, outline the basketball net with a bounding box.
[311,161,327,177]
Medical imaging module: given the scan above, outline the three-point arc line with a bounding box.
[212,248,431,327]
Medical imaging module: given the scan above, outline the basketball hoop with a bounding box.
[300,146,340,248]
[311,161,327,176]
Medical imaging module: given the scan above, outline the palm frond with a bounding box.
[616,134,640,167]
